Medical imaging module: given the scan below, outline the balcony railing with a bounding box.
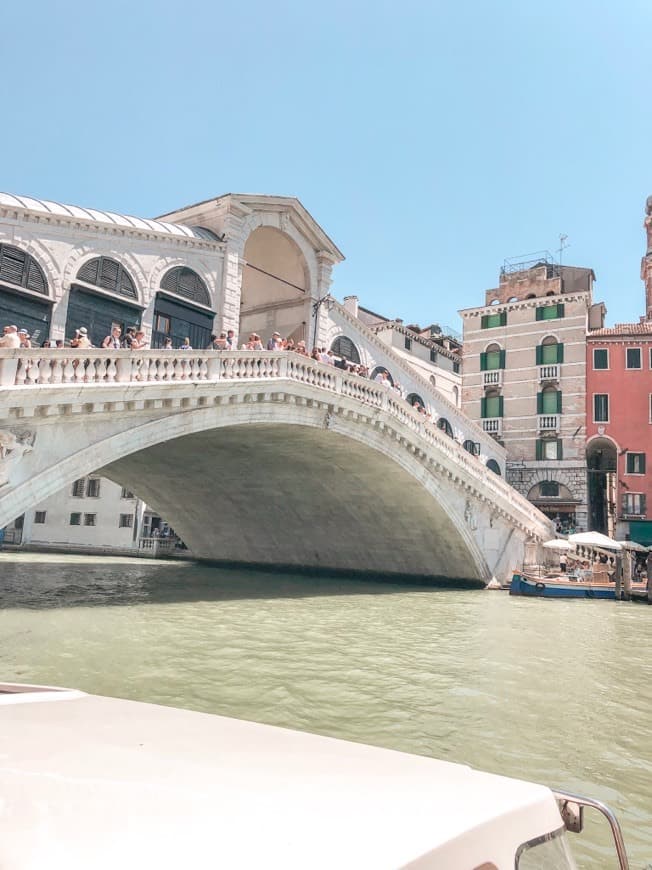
[539,364,560,382]
[483,370,503,388]
[538,414,559,432]
[482,418,502,436]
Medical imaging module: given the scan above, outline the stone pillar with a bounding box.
[314,251,336,349]
[622,549,632,600]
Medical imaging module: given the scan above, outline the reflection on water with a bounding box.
[1,553,651,869]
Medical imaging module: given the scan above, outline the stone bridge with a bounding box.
[0,349,552,584]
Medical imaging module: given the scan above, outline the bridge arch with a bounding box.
[2,396,497,583]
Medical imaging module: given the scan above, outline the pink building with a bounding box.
[585,197,652,544]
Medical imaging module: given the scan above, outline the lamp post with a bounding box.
[311,293,334,350]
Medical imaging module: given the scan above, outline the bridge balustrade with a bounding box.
[0,347,534,521]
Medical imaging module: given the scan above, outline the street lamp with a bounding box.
[311,293,334,350]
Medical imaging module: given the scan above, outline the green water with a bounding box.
[1,553,651,868]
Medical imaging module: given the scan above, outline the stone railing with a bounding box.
[0,348,550,535]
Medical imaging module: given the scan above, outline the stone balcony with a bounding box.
[538,364,560,383]
[538,414,560,432]
[482,370,503,389]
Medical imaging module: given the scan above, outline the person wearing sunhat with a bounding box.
[71,327,93,349]
[17,329,32,348]
[267,331,282,350]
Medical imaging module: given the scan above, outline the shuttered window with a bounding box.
[536,303,565,320]
[463,440,481,456]
[626,453,646,474]
[622,493,646,516]
[480,349,505,370]
[481,311,507,329]
[481,396,504,418]
[536,439,563,460]
[536,342,564,364]
[77,257,137,299]
[537,390,562,414]
[161,267,210,306]
[0,244,48,295]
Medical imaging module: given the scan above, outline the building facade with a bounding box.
[460,256,606,532]
[584,197,652,544]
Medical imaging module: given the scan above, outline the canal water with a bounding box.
[1,553,650,869]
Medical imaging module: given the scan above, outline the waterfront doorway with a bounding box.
[586,437,617,535]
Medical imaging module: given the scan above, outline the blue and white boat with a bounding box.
[510,572,617,599]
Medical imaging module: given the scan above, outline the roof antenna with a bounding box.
[558,234,569,268]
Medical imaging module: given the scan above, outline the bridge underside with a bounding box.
[101,424,484,585]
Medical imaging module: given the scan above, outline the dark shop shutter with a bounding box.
[0,287,52,345]
[65,286,142,346]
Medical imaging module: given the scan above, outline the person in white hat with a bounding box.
[267,331,282,350]
[71,327,93,349]
[18,329,32,348]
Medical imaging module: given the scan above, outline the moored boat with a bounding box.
[510,571,617,599]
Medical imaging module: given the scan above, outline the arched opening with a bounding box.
[330,335,360,364]
[486,459,501,475]
[240,226,310,346]
[429,375,436,387]
[452,385,459,407]
[67,257,143,346]
[153,267,215,349]
[483,342,503,371]
[371,366,393,386]
[463,439,480,456]
[586,437,618,535]
[540,384,560,414]
[407,393,426,410]
[437,418,453,438]
[0,243,52,344]
[527,480,577,532]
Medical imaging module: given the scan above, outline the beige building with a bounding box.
[460,255,605,532]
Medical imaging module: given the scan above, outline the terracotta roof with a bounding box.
[589,321,652,337]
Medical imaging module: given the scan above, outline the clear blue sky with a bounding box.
[3,0,651,334]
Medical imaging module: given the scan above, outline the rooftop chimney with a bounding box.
[343,295,359,318]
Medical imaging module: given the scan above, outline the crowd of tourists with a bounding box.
[0,321,413,398]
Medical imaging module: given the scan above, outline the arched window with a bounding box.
[77,257,137,299]
[463,439,480,456]
[331,335,360,364]
[0,243,48,295]
[482,342,504,370]
[452,385,459,406]
[161,267,210,307]
[537,335,563,365]
[486,459,501,475]
[407,393,426,409]
[371,366,393,385]
[429,375,436,387]
[539,384,561,414]
[437,417,454,437]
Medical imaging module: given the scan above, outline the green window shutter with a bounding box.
[481,397,487,417]
[500,311,507,326]
[535,307,543,321]
[642,455,647,474]
[556,439,563,460]
[480,352,487,371]
[557,303,565,318]
[536,439,543,460]
[481,315,488,329]
[498,396,504,417]
[499,349,506,368]
[537,392,543,414]
[556,392,562,413]
[557,343,564,363]
[535,345,543,365]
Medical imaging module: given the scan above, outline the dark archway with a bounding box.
[486,459,501,475]
[586,437,617,534]
[437,418,453,438]
[407,393,426,409]
[371,366,393,386]
[331,335,360,364]
[153,266,215,349]
[463,439,480,456]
